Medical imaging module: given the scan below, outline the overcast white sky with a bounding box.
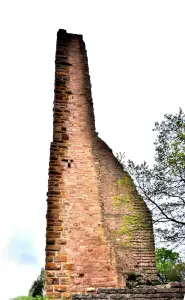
[0,1,185,299]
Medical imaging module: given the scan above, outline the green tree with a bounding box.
[156,248,185,282]
[11,297,35,300]
[117,108,185,247]
[11,296,49,300]
[28,268,45,298]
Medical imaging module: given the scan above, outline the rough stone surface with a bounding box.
[72,283,185,300]
[45,29,157,299]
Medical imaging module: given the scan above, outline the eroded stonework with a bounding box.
[45,29,157,299]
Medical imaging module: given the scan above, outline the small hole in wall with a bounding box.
[62,159,73,168]
[78,274,84,277]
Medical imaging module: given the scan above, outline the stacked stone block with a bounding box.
[73,283,185,300]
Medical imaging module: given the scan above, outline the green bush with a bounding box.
[11,296,50,300]
[156,247,185,282]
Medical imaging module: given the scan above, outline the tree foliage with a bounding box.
[117,108,185,247]
[11,296,48,300]
[28,268,45,298]
[156,248,185,282]
[11,269,47,300]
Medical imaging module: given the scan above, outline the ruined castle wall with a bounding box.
[46,30,118,299]
[94,137,157,281]
[45,30,157,299]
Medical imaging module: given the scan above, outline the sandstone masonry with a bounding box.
[45,29,157,299]
[73,283,185,300]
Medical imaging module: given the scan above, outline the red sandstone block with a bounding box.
[58,251,67,256]
[56,238,67,245]
[56,71,66,75]
[59,277,70,285]
[46,262,61,270]
[46,277,53,285]
[62,133,69,140]
[46,277,60,285]
[76,266,84,272]
[46,271,55,277]
[46,238,55,246]
[47,208,60,214]
[71,285,78,292]
[46,255,53,262]
[53,225,63,231]
[45,285,53,292]
[54,285,67,292]
[75,286,86,293]
[46,250,56,256]
[107,281,117,287]
[47,291,61,298]
[73,278,82,285]
[62,292,72,299]
[47,204,60,209]
[82,278,91,285]
[46,245,61,251]
[91,278,109,285]
[57,271,68,277]
[47,220,62,227]
[54,255,67,262]
[66,263,73,270]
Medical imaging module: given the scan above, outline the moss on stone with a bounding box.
[112,172,150,247]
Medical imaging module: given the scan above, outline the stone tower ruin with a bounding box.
[45,29,157,299]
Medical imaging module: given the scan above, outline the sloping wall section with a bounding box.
[45,29,157,299]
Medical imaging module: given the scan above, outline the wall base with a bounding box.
[73,283,185,300]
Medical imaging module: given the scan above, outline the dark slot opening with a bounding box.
[62,159,73,168]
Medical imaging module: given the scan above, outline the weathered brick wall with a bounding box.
[73,283,185,300]
[94,137,156,281]
[45,29,157,299]
[46,29,118,299]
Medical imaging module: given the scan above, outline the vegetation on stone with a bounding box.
[113,173,150,246]
[12,247,185,298]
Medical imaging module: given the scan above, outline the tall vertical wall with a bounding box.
[45,29,157,299]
